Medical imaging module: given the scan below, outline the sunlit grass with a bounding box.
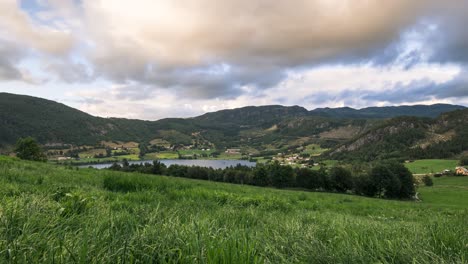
[405,159,459,174]
[0,156,467,263]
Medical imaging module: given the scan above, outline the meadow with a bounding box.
[405,159,459,174]
[0,156,467,263]
[301,144,329,156]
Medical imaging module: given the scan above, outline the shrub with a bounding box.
[329,166,353,193]
[459,155,468,166]
[422,175,434,186]
[369,161,415,199]
[14,137,46,162]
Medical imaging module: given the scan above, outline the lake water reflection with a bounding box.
[80,159,256,170]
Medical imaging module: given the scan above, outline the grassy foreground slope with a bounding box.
[0,156,467,263]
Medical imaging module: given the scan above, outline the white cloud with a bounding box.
[1,0,468,119]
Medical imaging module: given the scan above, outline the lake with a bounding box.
[80,159,256,169]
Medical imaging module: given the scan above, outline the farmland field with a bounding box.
[0,156,467,263]
[405,159,459,174]
[302,144,329,156]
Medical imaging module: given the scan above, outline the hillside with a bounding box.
[0,93,159,147]
[0,156,467,262]
[0,92,466,159]
[328,109,468,161]
[310,104,466,119]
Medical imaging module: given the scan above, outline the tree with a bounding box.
[422,175,434,186]
[269,161,294,188]
[296,168,313,188]
[387,161,415,199]
[106,147,112,157]
[459,155,468,166]
[369,161,415,199]
[329,166,353,193]
[370,165,399,198]
[252,166,269,186]
[15,137,46,162]
[296,168,327,190]
[354,174,377,196]
[152,160,166,175]
[139,142,148,159]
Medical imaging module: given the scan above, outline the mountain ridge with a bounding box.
[1,92,466,160]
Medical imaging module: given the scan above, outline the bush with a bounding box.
[329,166,353,193]
[422,175,434,186]
[369,161,415,199]
[354,174,377,196]
[459,155,468,166]
[15,137,46,162]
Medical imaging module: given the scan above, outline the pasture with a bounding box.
[0,156,467,263]
[405,159,459,174]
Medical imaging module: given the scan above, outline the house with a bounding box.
[455,167,468,176]
[225,148,241,154]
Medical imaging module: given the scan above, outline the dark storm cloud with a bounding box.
[425,2,468,64]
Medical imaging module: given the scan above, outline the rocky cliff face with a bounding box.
[330,120,425,154]
[328,110,468,160]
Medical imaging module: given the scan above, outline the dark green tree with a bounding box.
[15,137,46,162]
[369,161,414,199]
[422,175,434,186]
[387,161,415,198]
[354,174,377,196]
[459,155,468,166]
[329,166,354,193]
[106,147,112,157]
[139,142,148,159]
[252,166,269,186]
[370,165,398,198]
[269,161,294,188]
[152,160,166,175]
[296,168,327,190]
[296,168,313,188]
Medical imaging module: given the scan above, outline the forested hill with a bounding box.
[0,93,159,146]
[309,104,466,119]
[0,92,466,157]
[328,109,468,161]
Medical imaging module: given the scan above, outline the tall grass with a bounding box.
[0,156,467,263]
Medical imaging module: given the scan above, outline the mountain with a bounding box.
[310,104,466,119]
[0,93,158,146]
[327,109,468,161]
[0,92,466,159]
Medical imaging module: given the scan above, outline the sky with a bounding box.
[0,0,467,120]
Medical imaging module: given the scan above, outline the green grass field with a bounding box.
[0,156,467,263]
[405,159,459,174]
[144,151,179,159]
[302,144,329,156]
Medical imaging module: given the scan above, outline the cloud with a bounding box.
[0,0,76,83]
[0,40,22,80]
[43,60,93,83]
[0,0,73,55]
[81,0,434,96]
[2,0,468,119]
[362,69,468,104]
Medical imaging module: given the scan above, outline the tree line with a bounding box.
[108,159,416,199]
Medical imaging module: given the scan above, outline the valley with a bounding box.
[1,93,467,169]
